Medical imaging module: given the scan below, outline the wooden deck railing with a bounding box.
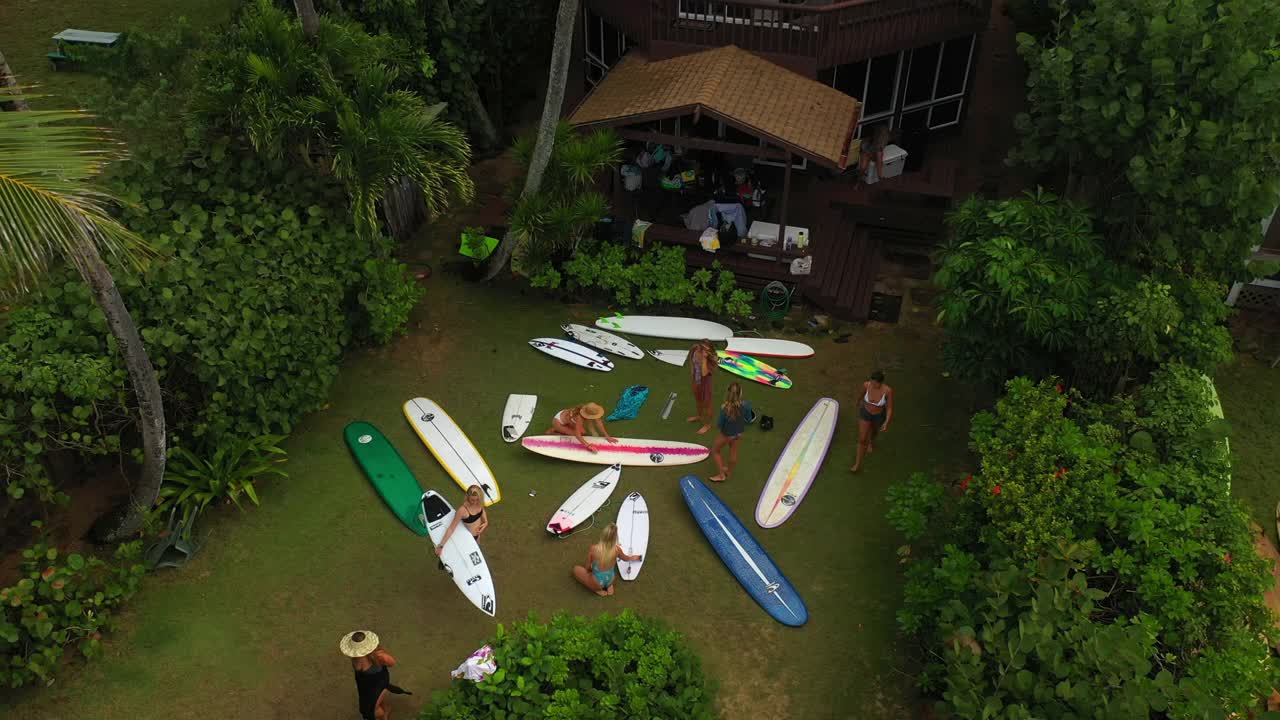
[589,0,990,68]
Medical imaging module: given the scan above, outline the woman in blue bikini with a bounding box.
[572,523,642,596]
[851,369,893,473]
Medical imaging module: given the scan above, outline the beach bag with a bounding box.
[759,415,774,431]
[450,645,497,682]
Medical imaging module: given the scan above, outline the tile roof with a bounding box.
[568,46,862,170]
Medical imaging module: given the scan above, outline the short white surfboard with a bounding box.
[501,394,537,443]
[724,338,815,359]
[647,349,690,367]
[528,338,614,372]
[616,492,649,581]
[546,464,621,537]
[561,324,644,359]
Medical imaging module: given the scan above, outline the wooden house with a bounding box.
[563,0,1005,320]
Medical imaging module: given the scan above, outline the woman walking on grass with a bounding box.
[850,369,893,473]
[572,523,642,596]
[547,402,618,453]
[341,630,410,720]
[434,485,489,556]
[688,339,717,434]
[710,382,752,482]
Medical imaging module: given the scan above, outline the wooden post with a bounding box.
[776,151,792,262]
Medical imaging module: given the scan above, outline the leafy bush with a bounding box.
[560,243,753,319]
[359,257,425,344]
[0,532,145,688]
[418,610,715,720]
[888,376,1278,718]
[159,434,288,534]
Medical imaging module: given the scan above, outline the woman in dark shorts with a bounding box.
[688,339,717,435]
[851,370,893,473]
[341,630,409,719]
[710,382,752,482]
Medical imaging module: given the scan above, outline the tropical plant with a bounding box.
[1011,0,1280,281]
[159,434,288,535]
[0,101,167,542]
[483,0,580,279]
[358,256,424,344]
[418,610,715,719]
[0,529,145,688]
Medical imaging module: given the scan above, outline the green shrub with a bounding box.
[418,610,715,720]
[0,531,145,688]
[562,243,752,319]
[359,257,425,344]
[159,434,288,535]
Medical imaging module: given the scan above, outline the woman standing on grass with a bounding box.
[850,369,893,473]
[572,523,642,596]
[547,402,618,453]
[341,630,410,720]
[709,382,752,482]
[688,339,717,435]
[434,485,488,556]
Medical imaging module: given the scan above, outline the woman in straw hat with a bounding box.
[547,402,618,453]
[340,630,409,720]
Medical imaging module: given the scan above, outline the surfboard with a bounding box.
[716,351,792,389]
[561,324,644,359]
[756,398,839,528]
[546,464,621,537]
[595,315,733,341]
[403,398,501,506]
[681,476,807,626]
[616,492,649,581]
[421,491,496,616]
[725,338,815,359]
[528,338,614,372]
[501,394,537,443]
[647,349,689,367]
[521,435,709,466]
[344,422,427,536]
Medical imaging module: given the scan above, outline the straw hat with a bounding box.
[339,630,379,658]
[580,403,604,420]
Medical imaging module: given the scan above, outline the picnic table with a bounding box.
[48,29,123,70]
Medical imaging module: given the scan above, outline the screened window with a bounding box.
[584,9,633,90]
[821,35,975,133]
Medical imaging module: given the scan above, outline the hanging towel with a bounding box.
[606,385,650,421]
[713,203,748,236]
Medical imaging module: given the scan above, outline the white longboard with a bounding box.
[404,398,501,506]
[561,324,644,359]
[725,338,815,359]
[647,349,689,367]
[755,398,839,528]
[546,464,621,537]
[616,492,649,581]
[421,491,496,616]
[521,435,709,466]
[501,394,537,443]
[595,315,733,341]
[528,338,614,372]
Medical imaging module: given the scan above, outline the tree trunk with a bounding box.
[481,0,577,281]
[437,0,500,151]
[0,47,31,112]
[293,0,321,39]
[72,239,167,541]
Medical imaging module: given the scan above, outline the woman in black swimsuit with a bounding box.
[434,485,489,557]
[341,630,409,719]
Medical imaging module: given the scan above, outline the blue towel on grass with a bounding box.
[606,385,650,421]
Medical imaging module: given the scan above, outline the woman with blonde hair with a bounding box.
[434,485,489,557]
[572,523,642,596]
[687,339,717,434]
[547,402,618,453]
[340,630,410,720]
[709,382,753,482]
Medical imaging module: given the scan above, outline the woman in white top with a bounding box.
[851,369,893,473]
[546,402,618,453]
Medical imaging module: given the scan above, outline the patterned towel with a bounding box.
[606,385,650,421]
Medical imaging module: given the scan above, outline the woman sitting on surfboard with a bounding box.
[547,402,618,453]
[434,485,489,557]
[341,630,411,720]
[710,382,753,482]
[851,369,893,473]
[572,523,642,596]
[688,339,717,434]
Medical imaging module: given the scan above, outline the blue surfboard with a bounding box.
[680,476,808,626]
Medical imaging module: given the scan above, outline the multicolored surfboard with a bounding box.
[716,351,792,389]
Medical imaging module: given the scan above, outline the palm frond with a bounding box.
[0,109,145,294]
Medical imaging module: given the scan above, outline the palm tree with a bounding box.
[0,105,167,541]
[0,47,30,111]
[482,0,578,280]
[293,0,320,39]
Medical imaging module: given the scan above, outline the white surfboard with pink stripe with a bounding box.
[521,435,709,466]
[546,465,621,536]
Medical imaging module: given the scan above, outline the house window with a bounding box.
[584,9,633,90]
[822,35,975,133]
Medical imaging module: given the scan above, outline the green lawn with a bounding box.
[0,266,973,719]
[0,0,239,108]
[1218,356,1280,542]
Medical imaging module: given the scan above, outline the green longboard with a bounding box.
[344,421,427,535]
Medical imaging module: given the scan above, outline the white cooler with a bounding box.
[866,144,908,184]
